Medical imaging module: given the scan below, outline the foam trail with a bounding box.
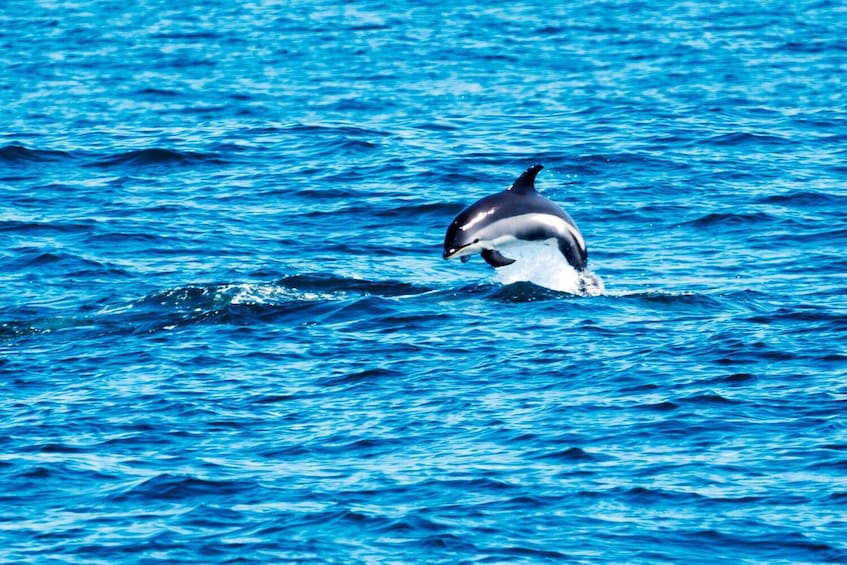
[493,243,604,296]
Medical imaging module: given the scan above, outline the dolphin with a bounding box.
[442,164,587,270]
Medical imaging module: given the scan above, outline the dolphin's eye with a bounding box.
[473,238,479,243]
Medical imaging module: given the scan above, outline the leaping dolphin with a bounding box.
[442,164,587,270]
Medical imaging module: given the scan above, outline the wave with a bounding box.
[0,219,94,234]
[757,190,846,207]
[148,31,221,40]
[277,273,433,297]
[618,290,724,308]
[283,123,391,138]
[6,248,124,277]
[109,473,258,503]
[0,144,72,163]
[701,131,794,146]
[0,275,437,340]
[680,211,774,227]
[373,202,459,219]
[134,87,181,97]
[88,148,226,168]
[0,144,234,170]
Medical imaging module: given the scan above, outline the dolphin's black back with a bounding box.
[444,164,588,271]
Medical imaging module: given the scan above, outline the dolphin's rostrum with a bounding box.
[443,164,587,270]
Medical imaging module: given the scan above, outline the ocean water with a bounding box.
[2,0,846,562]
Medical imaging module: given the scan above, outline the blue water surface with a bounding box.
[2,1,846,563]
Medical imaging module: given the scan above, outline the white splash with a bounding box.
[224,283,341,305]
[492,242,605,296]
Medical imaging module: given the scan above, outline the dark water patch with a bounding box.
[284,123,391,138]
[0,219,96,234]
[489,281,578,302]
[714,373,758,385]
[616,486,707,505]
[788,226,847,246]
[316,97,393,113]
[285,185,360,200]
[121,299,328,335]
[487,546,570,560]
[135,87,181,96]
[9,249,107,272]
[416,477,517,495]
[702,131,793,146]
[413,121,461,132]
[111,474,259,503]
[2,276,438,341]
[710,332,805,365]
[622,291,724,315]
[681,211,774,227]
[746,306,846,327]
[680,392,739,405]
[414,532,477,551]
[375,513,450,534]
[328,295,423,332]
[784,38,847,54]
[149,31,221,40]
[409,162,492,187]
[683,373,758,390]
[532,446,605,462]
[681,529,843,562]
[8,462,116,488]
[278,273,433,298]
[572,151,688,171]
[88,148,226,168]
[177,504,246,529]
[0,144,72,163]
[316,367,404,388]
[373,201,460,219]
[257,443,312,459]
[374,312,451,332]
[300,203,373,220]
[23,442,89,454]
[315,138,381,155]
[807,458,847,472]
[639,400,681,411]
[251,393,298,405]
[176,104,229,115]
[757,190,846,207]
[83,230,171,246]
[13,466,51,480]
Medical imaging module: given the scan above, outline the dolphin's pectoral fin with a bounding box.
[481,249,516,268]
[460,255,471,263]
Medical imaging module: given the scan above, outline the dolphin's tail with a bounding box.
[558,238,587,271]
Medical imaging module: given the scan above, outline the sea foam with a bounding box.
[492,242,604,296]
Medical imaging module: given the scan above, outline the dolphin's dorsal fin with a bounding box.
[509,164,543,194]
